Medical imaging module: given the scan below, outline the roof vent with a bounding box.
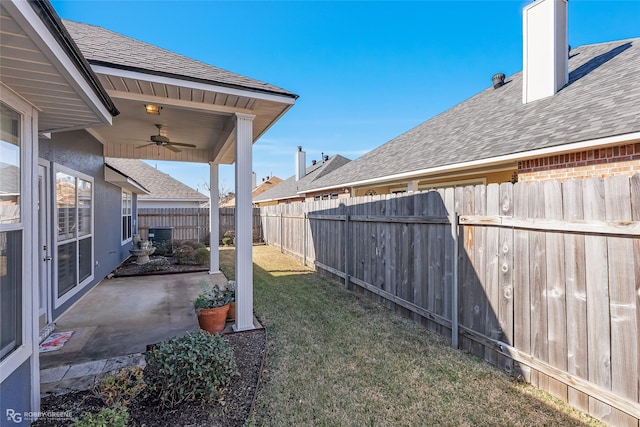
[492,73,506,89]
[312,159,317,165]
[323,154,329,161]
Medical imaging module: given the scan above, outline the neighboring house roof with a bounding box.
[253,176,284,198]
[254,155,351,202]
[62,19,297,99]
[306,38,640,192]
[219,176,284,207]
[105,158,208,202]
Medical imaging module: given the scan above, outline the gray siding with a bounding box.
[39,130,132,320]
[0,358,31,426]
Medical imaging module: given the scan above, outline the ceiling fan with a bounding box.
[136,124,197,153]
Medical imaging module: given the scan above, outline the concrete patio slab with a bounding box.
[40,271,228,370]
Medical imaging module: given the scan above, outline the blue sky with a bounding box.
[51,0,639,195]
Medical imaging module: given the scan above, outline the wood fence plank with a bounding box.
[485,183,501,367]
[459,185,480,356]
[474,185,488,360]
[513,182,532,382]
[443,187,455,322]
[583,177,613,422]
[528,181,549,390]
[544,179,568,401]
[605,175,639,427]
[412,192,425,325]
[498,182,514,374]
[562,179,589,413]
[632,174,640,411]
[433,191,447,333]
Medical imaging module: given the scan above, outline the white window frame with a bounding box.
[121,190,132,244]
[53,164,94,308]
[0,89,36,383]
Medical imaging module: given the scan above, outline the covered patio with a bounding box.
[63,20,298,332]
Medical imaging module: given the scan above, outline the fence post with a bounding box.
[280,211,284,253]
[303,211,308,266]
[451,212,459,349]
[344,205,350,290]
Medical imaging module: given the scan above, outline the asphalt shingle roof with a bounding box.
[105,158,207,201]
[254,155,351,202]
[63,20,297,98]
[307,38,640,191]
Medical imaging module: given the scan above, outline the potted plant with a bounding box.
[224,281,236,321]
[194,281,232,334]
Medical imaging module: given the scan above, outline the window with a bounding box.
[121,190,132,243]
[0,103,20,223]
[0,103,22,361]
[313,195,321,201]
[55,167,93,302]
[321,194,329,200]
[331,193,339,199]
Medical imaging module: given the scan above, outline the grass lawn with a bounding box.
[220,245,602,426]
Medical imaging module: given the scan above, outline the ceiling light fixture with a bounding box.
[144,104,162,115]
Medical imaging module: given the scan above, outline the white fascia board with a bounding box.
[305,131,640,193]
[91,65,296,105]
[6,1,113,126]
[254,195,298,203]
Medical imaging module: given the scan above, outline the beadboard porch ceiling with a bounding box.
[88,66,296,165]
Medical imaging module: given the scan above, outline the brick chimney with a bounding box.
[522,0,568,104]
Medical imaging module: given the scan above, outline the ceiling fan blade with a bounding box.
[136,143,156,149]
[164,144,181,153]
[167,142,197,148]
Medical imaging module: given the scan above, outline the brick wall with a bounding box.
[517,142,640,182]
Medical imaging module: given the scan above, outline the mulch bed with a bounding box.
[111,256,208,277]
[34,329,266,427]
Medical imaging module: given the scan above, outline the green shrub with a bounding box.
[72,405,128,427]
[152,240,176,256]
[93,366,145,408]
[194,247,210,265]
[183,240,205,250]
[141,257,170,272]
[222,237,233,246]
[173,245,195,265]
[144,330,239,407]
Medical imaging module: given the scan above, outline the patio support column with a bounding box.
[234,112,256,331]
[209,162,220,274]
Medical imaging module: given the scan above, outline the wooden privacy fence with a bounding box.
[137,207,262,243]
[260,174,640,426]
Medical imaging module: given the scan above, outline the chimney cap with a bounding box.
[492,73,506,89]
[298,146,302,151]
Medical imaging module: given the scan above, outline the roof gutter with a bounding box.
[29,0,119,117]
[304,131,640,193]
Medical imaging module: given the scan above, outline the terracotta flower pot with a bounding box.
[226,301,236,321]
[197,305,229,334]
